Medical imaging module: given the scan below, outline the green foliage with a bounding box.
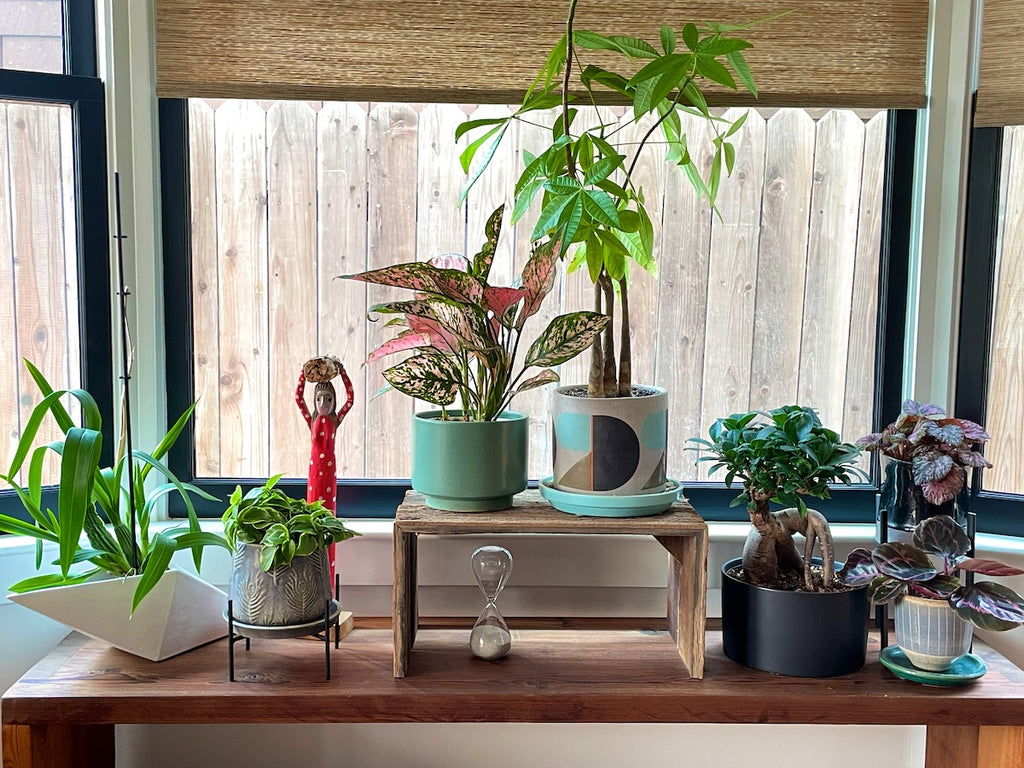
[341,205,609,421]
[0,360,230,611]
[689,405,864,514]
[222,476,359,572]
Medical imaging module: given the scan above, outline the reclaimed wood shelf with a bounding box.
[5,630,1024,768]
[392,489,708,678]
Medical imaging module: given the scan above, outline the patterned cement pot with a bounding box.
[229,544,331,626]
[893,594,973,672]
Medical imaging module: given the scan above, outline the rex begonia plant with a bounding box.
[340,204,609,421]
[842,515,1024,631]
[857,399,991,505]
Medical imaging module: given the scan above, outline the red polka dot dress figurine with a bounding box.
[296,355,354,580]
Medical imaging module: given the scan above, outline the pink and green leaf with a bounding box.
[516,238,560,330]
[516,370,559,394]
[484,286,526,327]
[471,205,504,281]
[382,354,461,406]
[342,262,485,305]
[365,331,434,365]
[524,311,610,368]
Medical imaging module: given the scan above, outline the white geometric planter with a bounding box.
[7,568,227,661]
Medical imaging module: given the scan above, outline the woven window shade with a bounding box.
[155,1,927,108]
[976,0,1024,127]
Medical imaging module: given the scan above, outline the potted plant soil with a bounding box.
[843,514,1024,672]
[690,405,868,677]
[857,400,990,540]
[223,476,359,627]
[0,361,231,661]
[340,205,608,512]
[459,3,761,509]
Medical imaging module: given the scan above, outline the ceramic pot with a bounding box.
[721,557,870,677]
[551,385,668,495]
[411,410,528,512]
[880,457,968,542]
[893,594,972,672]
[229,544,331,626]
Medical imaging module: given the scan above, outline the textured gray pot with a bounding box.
[893,594,973,671]
[229,544,331,626]
[551,385,668,495]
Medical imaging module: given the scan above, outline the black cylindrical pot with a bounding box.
[721,557,869,677]
[880,457,968,538]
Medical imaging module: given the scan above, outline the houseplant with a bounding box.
[0,360,231,661]
[857,399,990,537]
[690,405,869,676]
[458,4,760,501]
[223,475,359,626]
[340,204,608,511]
[842,514,1024,672]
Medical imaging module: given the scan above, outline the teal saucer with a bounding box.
[538,477,682,517]
[879,645,986,686]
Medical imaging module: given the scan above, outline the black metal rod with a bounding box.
[113,173,139,572]
[325,598,331,681]
[875,492,888,649]
[228,599,235,682]
[335,573,341,650]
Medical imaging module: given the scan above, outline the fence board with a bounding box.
[188,99,221,476]
[9,102,68,483]
[0,103,18,479]
[214,100,269,476]
[698,107,767,470]
[267,101,318,478]
[416,104,467,261]
[844,112,886,455]
[656,109,715,482]
[58,105,80,426]
[465,104,516,287]
[749,109,814,413]
[987,125,1024,494]
[798,110,864,432]
[317,102,369,480]
[365,103,418,478]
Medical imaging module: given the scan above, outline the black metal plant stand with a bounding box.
[227,574,343,681]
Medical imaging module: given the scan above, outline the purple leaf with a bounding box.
[872,542,937,582]
[867,575,906,604]
[922,466,965,505]
[910,574,959,600]
[927,420,965,446]
[913,514,971,560]
[911,452,954,484]
[856,432,884,449]
[950,582,1024,630]
[841,548,878,586]
[902,400,945,417]
[957,557,1024,577]
[956,418,990,442]
[516,238,560,330]
[365,331,433,365]
[957,449,992,469]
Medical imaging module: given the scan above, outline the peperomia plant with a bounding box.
[842,515,1024,631]
[340,204,609,421]
[222,476,359,572]
[690,405,863,591]
[857,400,991,505]
[459,1,761,397]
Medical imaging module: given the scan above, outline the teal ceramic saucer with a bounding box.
[879,645,987,686]
[538,477,682,517]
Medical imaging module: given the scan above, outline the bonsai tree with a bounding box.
[223,475,359,571]
[843,515,1024,631]
[0,360,229,610]
[340,204,608,420]
[690,405,863,591]
[459,2,760,397]
[857,399,990,505]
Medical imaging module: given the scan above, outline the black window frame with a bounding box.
[0,0,114,522]
[956,124,1023,537]
[160,101,915,523]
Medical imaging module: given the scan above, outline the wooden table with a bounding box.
[4,630,1024,767]
[392,490,709,678]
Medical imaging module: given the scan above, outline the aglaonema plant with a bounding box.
[340,204,609,421]
[842,515,1024,631]
[459,1,761,397]
[0,359,229,610]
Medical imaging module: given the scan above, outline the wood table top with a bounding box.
[395,490,705,535]
[5,629,1024,727]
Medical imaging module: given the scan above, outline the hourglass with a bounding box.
[469,545,513,660]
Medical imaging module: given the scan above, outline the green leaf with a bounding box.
[455,115,510,143]
[57,427,103,579]
[585,233,603,282]
[524,33,566,100]
[531,191,577,241]
[682,23,699,51]
[132,532,176,612]
[628,52,688,87]
[695,55,737,89]
[9,571,99,593]
[458,122,510,207]
[660,25,676,54]
[573,30,621,52]
[525,311,611,367]
[580,66,631,97]
[725,111,749,138]
[726,50,757,97]
[512,178,544,224]
[724,141,736,174]
[698,37,754,56]
[607,35,659,59]
[582,189,622,229]
[459,123,502,174]
[0,510,59,541]
[583,154,624,186]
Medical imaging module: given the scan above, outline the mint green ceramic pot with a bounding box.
[411,410,528,512]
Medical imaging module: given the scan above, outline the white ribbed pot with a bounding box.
[893,594,973,672]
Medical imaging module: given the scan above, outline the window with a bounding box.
[0,0,112,520]
[161,99,914,521]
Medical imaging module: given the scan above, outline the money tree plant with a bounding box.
[459,0,760,397]
[842,515,1024,631]
[340,204,608,421]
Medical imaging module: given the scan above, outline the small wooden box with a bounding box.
[392,489,708,678]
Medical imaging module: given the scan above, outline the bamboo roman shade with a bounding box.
[155,1,928,108]
[976,0,1024,126]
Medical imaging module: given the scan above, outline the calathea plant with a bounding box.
[690,405,863,591]
[340,204,609,421]
[857,399,990,505]
[459,1,760,397]
[842,515,1024,631]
